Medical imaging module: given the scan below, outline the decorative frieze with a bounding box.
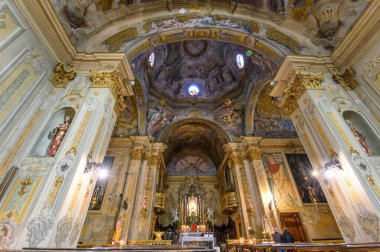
[49,63,76,88]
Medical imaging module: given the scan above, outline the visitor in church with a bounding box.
[272,228,282,243]
[282,228,294,243]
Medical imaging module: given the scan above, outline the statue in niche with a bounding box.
[346,120,372,155]
[171,207,179,223]
[46,116,71,157]
[207,207,214,221]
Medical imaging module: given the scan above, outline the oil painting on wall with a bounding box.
[261,153,298,210]
[285,154,327,204]
[89,156,115,210]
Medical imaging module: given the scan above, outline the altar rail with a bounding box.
[220,243,380,252]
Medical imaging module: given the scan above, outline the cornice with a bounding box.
[14,0,77,64]
[331,0,380,70]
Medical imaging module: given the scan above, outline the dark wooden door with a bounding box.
[280,213,306,242]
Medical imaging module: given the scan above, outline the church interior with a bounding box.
[1,0,380,251]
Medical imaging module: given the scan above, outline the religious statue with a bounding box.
[346,120,372,155]
[112,217,123,243]
[171,207,179,223]
[46,116,71,157]
[207,207,214,221]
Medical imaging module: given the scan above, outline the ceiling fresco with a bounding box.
[50,0,369,53]
[47,0,370,174]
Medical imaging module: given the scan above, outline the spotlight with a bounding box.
[270,80,278,86]
[98,168,109,179]
[179,8,187,14]
[312,170,318,177]
[130,80,135,86]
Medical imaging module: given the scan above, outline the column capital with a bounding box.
[49,63,76,88]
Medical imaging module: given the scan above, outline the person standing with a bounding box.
[282,228,294,243]
[272,228,282,243]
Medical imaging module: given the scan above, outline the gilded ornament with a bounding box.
[248,149,262,160]
[6,211,14,218]
[255,41,281,62]
[266,28,300,52]
[49,63,76,88]
[105,27,138,52]
[90,70,127,100]
[276,72,323,115]
[54,176,64,187]
[18,177,32,196]
[66,147,77,155]
[132,148,144,160]
[332,68,359,90]
[230,154,244,166]
[289,0,314,22]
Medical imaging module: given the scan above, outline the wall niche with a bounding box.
[30,107,75,157]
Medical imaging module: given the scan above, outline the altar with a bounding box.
[180,232,215,248]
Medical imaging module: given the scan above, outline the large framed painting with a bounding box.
[89,156,114,210]
[285,154,327,204]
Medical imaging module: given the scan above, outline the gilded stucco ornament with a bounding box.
[49,63,76,88]
[132,148,145,160]
[332,68,359,90]
[247,148,262,160]
[266,28,300,52]
[275,72,323,116]
[90,70,128,115]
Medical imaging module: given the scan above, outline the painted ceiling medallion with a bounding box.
[182,40,209,58]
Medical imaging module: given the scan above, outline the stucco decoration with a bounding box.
[25,50,47,74]
[0,219,16,249]
[113,95,138,137]
[55,216,72,248]
[26,206,55,247]
[357,204,380,241]
[69,221,82,245]
[214,99,244,136]
[253,84,298,138]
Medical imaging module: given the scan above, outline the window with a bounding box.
[236,53,244,69]
[188,85,199,96]
[148,52,155,67]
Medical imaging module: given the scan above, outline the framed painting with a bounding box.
[89,156,115,210]
[285,154,327,204]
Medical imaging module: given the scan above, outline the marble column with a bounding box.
[271,55,380,242]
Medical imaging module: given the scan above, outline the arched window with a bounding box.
[236,53,245,69]
[148,52,155,67]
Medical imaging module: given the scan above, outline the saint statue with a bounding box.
[46,116,71,157]
[207,207,214,221]
[346,120,372,155]
[171,207,179,223]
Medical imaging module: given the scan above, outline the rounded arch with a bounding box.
[158,118,231,169]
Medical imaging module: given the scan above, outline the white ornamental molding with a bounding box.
[357,204,380,241]
[363,54,380,81]
[25,50,47,74]
[0,219,17,249]
[84,95,97,111]
[20,157,54,180]
[351,152,369,172]
[69,221,81,245]
[56,153,76,175]
[369,157,380,171]
[55,217,72,248]
[26,206,55,247]
[337,214,356,242]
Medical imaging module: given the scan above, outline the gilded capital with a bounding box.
[230,154,244,166]
[131,148,145,160]
[90,70,126,100]
[248,148,262,160]
[146,154,160,166]
[276,71,323,116]
[50,63,76,88]
[332,68,359,90]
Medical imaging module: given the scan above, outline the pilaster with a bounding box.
[271,55,380,242]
